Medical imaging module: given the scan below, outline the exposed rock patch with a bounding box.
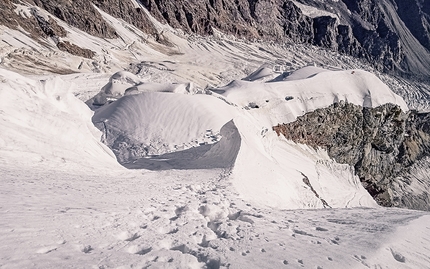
[91,0,157,36]
[273,102,430,210]
[57,41,95,59]
[31,0,118,39]
[2,0,430,77]
[0,0,95,59]
[0,0,45,39]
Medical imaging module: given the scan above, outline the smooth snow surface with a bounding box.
[92,91,235,156]
[216,67,408,124]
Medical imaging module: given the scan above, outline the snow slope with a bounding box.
[216,67,408,125]
[0,3,430,267]
[1,50,430,269]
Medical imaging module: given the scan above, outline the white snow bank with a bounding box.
[89,66,406,209]
[368,215,430,268]
[128,81,196,95]
[216,66,407,209]
[101,71,197,96]
[216,67,408,125]
[92,71,198,107]
[282,65,330,81]
[92,91,235,156]
[231,115,377,209]
[101,71,146,96]
[242,66,276,82]
[292,1,339,19]
[0,68,119,170]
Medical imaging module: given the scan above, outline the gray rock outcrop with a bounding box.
[273,102,430,210]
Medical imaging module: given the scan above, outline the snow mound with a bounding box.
[90,71,198,107]
[0,68,118,170]
[231,116,378,209]
[101,71,145,96]
[242,66,276,82]
[90,66,408,209]
[92,91,236,162]
[124,120,241,170]
[125,81,196,95]
[216,67,408,125]
[282,65,330,81]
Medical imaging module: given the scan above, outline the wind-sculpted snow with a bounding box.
[89,70,198,107]
[92,91,236,161]
[123,120,241,170]
[214,67,408,125]
[0,68,118,170]
[2,64,430,268]
[91,67,411,209]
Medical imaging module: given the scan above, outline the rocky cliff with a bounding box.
[2,0,156,58]
[140,0,430,77]
[273,102,430,210]
[2,0,430,76]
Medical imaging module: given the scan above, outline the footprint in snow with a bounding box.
[36,246,57,254]
[390,248,406,263]
[80,245,93,253]
[127,245,152,255]
[116,231,140,241]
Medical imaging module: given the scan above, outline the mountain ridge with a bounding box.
[1,0,430,78]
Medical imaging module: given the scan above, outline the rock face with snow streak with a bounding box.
[2,0,430,77]
[274,102,430,210]
[140,0,430,77]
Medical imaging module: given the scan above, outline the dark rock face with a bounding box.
[9,0,155,39]
[57,41,95,59]
[273,102,430,210]
[340,0,402,71]
[32,0,118,39]
[2,0,429,76]
[0,0,46,39]
[393,0,430,51]
[140,0,430,77]
[1,0,96,59]
[91,0,157,36]
[31,9,67,38]
[279,1,313,43]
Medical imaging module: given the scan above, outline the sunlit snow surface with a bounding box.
[1,2,430,268]
[1,66,429,268]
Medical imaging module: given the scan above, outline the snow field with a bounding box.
[1,166,429,269]
[0,4,429,266]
